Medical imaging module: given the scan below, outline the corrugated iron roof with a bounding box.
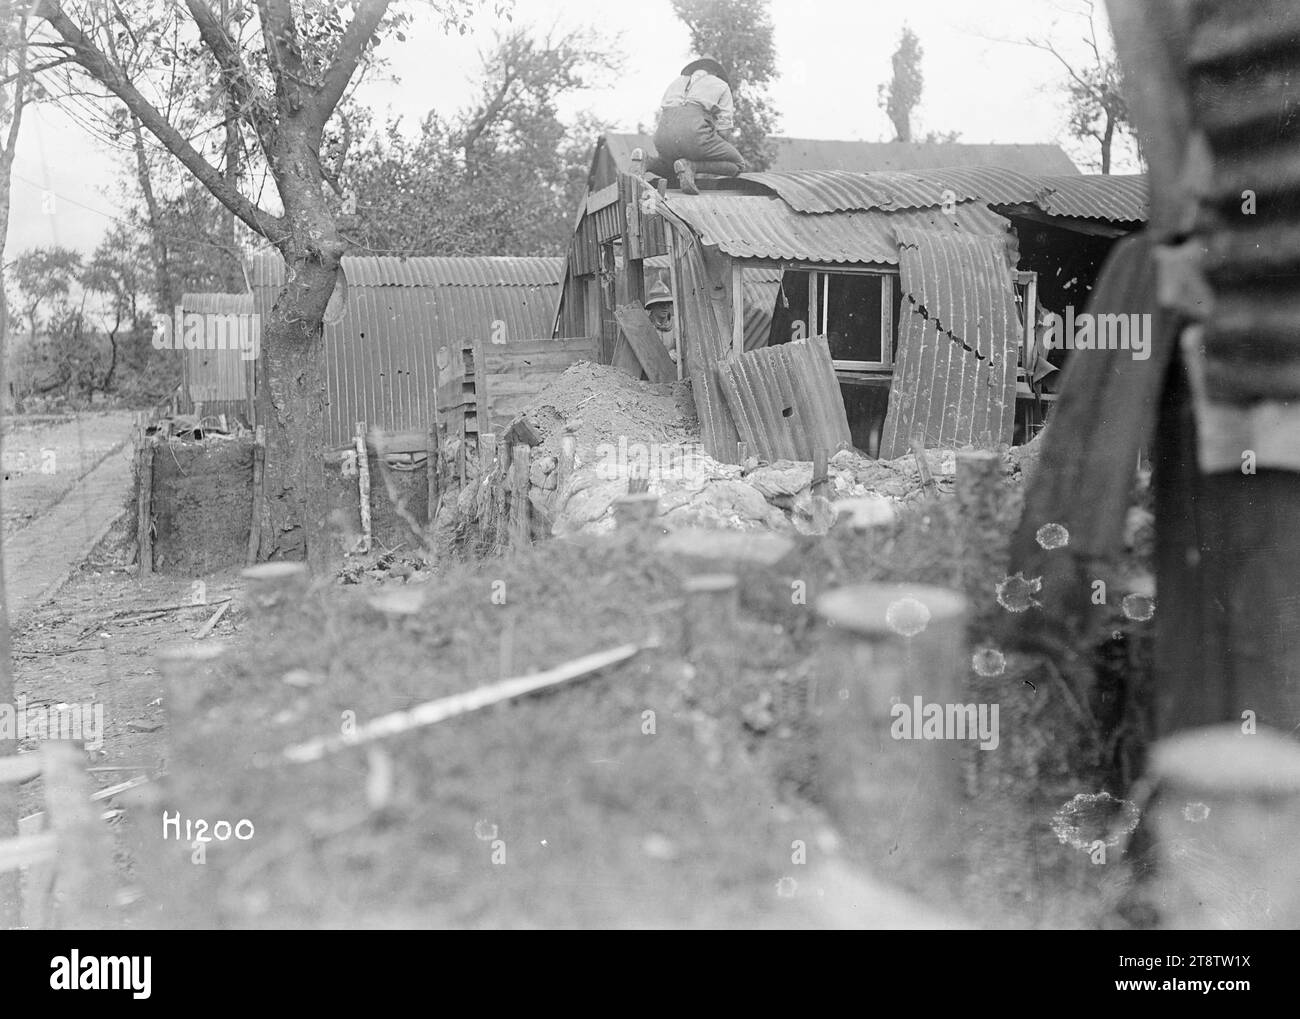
[250,253,563,288]
[1034,174,1149,222]
[663,194,1011,263]
[739,170,975,214]
[729,167,1148,222]
[600,132,1080,176]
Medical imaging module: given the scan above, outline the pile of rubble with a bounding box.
[511,364,1024,538]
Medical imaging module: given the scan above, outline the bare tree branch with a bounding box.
[35,0,283,240]
[315,0,390,125]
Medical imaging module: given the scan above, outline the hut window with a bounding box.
[808,270,898,370]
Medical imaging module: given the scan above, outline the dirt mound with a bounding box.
[520,362,698,456]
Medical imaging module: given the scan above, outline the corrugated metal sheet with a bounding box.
[743,270,782,351]
[178,292,255,416]
[737,167,1149,221]
[741,170,977,214]
[248,253,562,448]
[663,194,1012,263]
[1035,174,1149,222]
[879,228,1020,457]
[715,335,852,461]
[251,254,562,288]
[599,132,1081,176]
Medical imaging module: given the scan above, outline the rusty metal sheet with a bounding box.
[178,292,255,415]
[1035,174,1149,222]
[879,227,1020,457]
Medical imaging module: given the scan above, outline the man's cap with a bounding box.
[645,279,674,308]
[681,56,729,84]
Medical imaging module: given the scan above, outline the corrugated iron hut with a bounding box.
[249,253,565,450]
[556,152,1146,461]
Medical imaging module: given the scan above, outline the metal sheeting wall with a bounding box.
[179,292,256,420]
[879,227,1021,458]
[248,253,562,449]
[715,335,852,461]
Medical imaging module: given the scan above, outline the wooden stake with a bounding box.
[811,447,829,499]
[426,419,440,527]
[955,449,1003,616]
[246,425,265,566]
[354,422,372,554]
[511,443,531,547]
[557,434,577,493]
[682,573,740,688]
[136,435,155,576]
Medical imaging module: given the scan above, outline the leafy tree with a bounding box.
[34,0,507,567]
[670,0,779,170]
[878,26,923,142]
[1025,0,1132,173]
[344,28,616,256]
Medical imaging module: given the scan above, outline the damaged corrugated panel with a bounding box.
[664,195,1011,263]
[670,223,740,462]
[917,166,1049,206]
[879,227,1020,458]
[715,335,851,461]
[1036,174,1149,222]
[742,170,976,214]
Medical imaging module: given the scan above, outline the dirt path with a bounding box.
[3,413,136,620]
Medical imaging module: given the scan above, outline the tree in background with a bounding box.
[34,0,503,568]
[344,28,616,256]
[670,0,778,171]
[878,26,923,142]
[1025,0,1132,173]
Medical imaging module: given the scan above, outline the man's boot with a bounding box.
[673,158,699,195]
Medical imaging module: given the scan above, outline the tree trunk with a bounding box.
[254,126,344,572]
[1101,113,1115,174]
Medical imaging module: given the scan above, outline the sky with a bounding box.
[5,0,1140,260]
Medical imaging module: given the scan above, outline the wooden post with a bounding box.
[136,434,155,576]
[681,573,740,689]
[667,226,685,381]
[557,434,577,493]
[955,449,1003,618]
[479,431,496,477]
[354,422,372,554]
[614,491,658,528]
[811,447,829,499]
[41,741,116,929]
[511,443,531,547]
[240,562,310,611]
[814,582,970,882]
[426,419,440,527]
[245,424,265,567]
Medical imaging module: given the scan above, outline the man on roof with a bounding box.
[648,56,747,195]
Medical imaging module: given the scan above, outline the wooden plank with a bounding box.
[587,183,619,214]
[511,444,531,547]
[282,643,644,763]
[427,420,440,525]
[614,303,677,384]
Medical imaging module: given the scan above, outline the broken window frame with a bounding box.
[803,266,898,372]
